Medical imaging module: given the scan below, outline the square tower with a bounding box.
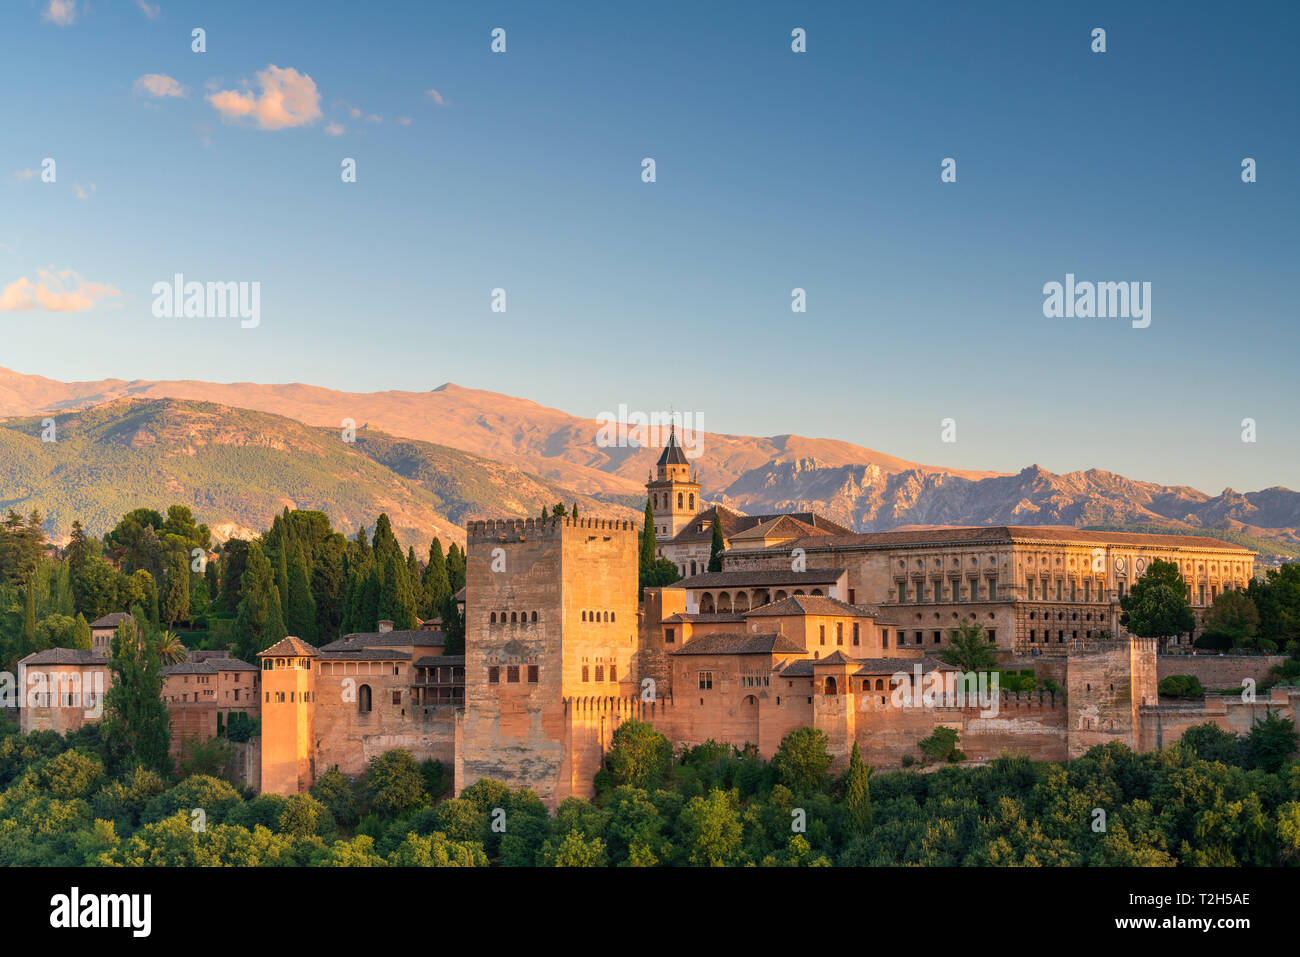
[257,636,317,795]
[456,516,639,805]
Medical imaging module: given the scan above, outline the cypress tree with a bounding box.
[21,572,36,659]
[707,513,725,572]
[72,612,92,651]
[161,550,191,627]
[843,741,873,835]
[232,542,287,661]
[446,543,466,594]
[285,541,317,642]
[103,616,172,774]
[640,500,657,571]
[274,545,290,617]
[421,539,451,620]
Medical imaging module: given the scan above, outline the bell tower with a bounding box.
[645,424,700,542]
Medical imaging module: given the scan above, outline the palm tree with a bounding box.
[158,629,187,665]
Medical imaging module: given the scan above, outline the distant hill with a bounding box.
[0,398,637,546]
[0,367,1296,552]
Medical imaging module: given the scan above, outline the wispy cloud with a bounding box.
[425,88,444,105]
[208,65,322,130]
[136,0,161,19]
[42,0,77,26]
[13,169,37,181]
[0,269,120,312]
[134,73,187,98]
[397,116,412,126]
[74,183,96,200]
[324,122,344,136]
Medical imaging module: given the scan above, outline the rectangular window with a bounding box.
[610,665,617,682]
[489,666,500,684]
[897,581,907,602]
[988,579,997,600]
[1041,579,1049,600]
[881,628,889,648]
[836,622,843,646]
[1056,580,1063,600]
[665,627,675,644]
[581,665,589,682]
[595,665,604,682]
[933,631,941,644]
[852,622,860,646]
[819,625,826,645]
[1084,580,1091,601]
[392,690,401,704]
[507,665,520,683]
[914,631,923,645]
[848,588,856,604]
[698,671,713,691]
[527,665,538,683]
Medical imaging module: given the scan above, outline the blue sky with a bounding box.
[1,0,1296,494]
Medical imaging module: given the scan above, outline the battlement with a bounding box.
[467,516,636,542]
[563,694,675,715]
[1067,637,1156,657]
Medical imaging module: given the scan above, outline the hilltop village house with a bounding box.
[15,433,1296,804]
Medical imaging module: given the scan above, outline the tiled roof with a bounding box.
[778,654,956,677]
[671,633,806,656]
[257,636,319,658]
[89,612,132,628]
[163,657,257,675]
[20,647,107,666]
[454,587,466,601]
[414,655,465,667]
[318,649,411,661]
[744,595,876,618]
[669,506,852,546]
[667,568,846,589]
[319,629,446,652]
[656,426,690,466]
[661,612,746,624]
[751,525,1255,554]
[729,514,837,542]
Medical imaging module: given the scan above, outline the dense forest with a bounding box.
[0,714,1296,866]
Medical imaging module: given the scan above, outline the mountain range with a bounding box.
[0,366,1296,555]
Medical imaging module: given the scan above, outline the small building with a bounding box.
[88,612,133,657]
[16,648,113,735]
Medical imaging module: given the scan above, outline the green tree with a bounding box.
[102,615,172,774]
[605,720,672,791]
[771,727,831,794]
[231,543,287,662]
[72,613,92,651]
[707,516,725,572]
[421,539,451,621]
[1120,558,1195,648]
[678,789,743,866]
[161,551,191,627]
[842,742,873,836]
[284,541,317,642]
[1202,589,1262,650]
[939,618,997,671]
[366,749,425,815]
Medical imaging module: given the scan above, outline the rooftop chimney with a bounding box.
[378,619,394,633]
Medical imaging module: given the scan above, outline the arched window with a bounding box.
[511,612,517,623]
[677,492,683,508]
[582,611,587,621]
[824,677,838,696]
[531,611,538,623]
[689,493,695,509]
[875,678,884,690]
[611,612,615,622]
[358,684,372,713]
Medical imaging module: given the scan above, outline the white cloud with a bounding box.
[426,88,444,105]
[208,65,322,130]
[13,170,37,181]
[324,122,344,136]
[365,113,381,124]
[134,73,187,98]
[136,0,161,18]
[397,116,411,126]
[73,183,96,200]
[0,269,120,312]
[42,0,77,26]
